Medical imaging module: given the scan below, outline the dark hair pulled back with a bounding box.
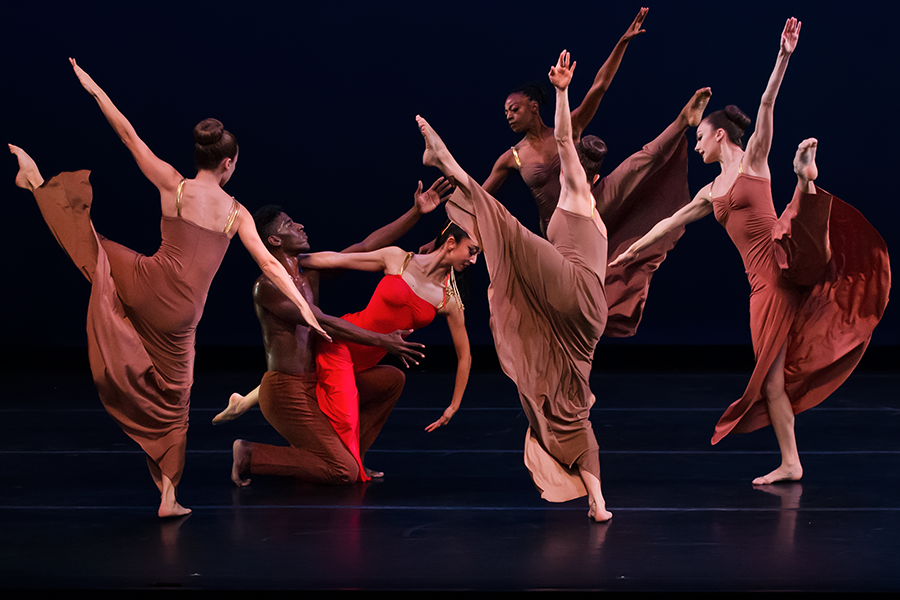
[508,81,548,107]
[576,135,607,180]
[703,105,751,149]
[193,118,238,171]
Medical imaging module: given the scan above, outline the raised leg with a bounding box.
[9,144,45,191]
[214,385,261,424]
[753,342,803,485]
[793,138,818,194]
[416,116,471,196]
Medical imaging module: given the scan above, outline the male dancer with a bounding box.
[228,180,450,485]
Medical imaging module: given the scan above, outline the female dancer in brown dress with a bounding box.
[611,18,890,484]
[415,48,709,521]
[9,59,327,517]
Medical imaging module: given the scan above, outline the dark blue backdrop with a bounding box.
[3,1,896,354]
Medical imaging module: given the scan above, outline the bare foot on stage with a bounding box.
[679,87,712,128]
[794,138,818,192]
[158,474,192,518]
[415,115,467,193]
[588,500,613,523]
[231,439,252,487]
[364,466,384,479]
[213,393,253,425]
[752,463,803,486]
[9,144,45,191]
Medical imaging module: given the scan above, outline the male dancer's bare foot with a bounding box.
[158,475,192,518]
[793,138,818,192]
[752,463,803,486]
[9,144,45,191]
[588,500,613,523]
[415,116,468,194]
[213,393,253,425]
[364,466,384,479]
[678,88,712,129]
[231,439,252,487]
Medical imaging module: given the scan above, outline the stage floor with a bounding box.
[1,360,898,591]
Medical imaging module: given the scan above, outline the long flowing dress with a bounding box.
[512,120,692,337]
[315,259,442,481]
[447,175,608,502]
[709,174,890,442]
[34,171,233,488]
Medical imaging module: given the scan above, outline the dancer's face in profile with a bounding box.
[444,235,480,271]
[273,212,309,253]
[505,93,538,133]
[694,122,719,164]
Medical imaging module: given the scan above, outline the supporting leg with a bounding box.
[753,342,803,485]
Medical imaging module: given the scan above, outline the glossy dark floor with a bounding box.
[1,352,898,591]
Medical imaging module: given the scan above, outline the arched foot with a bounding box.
[681,87,712,128]
[9,144,44,191]
[793,138,818,190]
[213,393,253,425]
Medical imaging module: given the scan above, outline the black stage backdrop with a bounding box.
[2,1,896,360]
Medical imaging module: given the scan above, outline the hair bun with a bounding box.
[193,118,225,146]
[724,105,751,131]
[579,135,607,161]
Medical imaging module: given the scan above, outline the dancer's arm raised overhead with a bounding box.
[743,17,801,178]
[69,58,182,197]
[550,50,594,219]
[70,58,329,340]
[570,7,648,139]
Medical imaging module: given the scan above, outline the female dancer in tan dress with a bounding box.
[10,59,327,517]
[414,48,711,521]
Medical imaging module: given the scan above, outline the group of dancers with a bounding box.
[10,11,889,522]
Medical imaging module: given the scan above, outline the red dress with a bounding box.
[315,269,439,481]
[710,174,890,442]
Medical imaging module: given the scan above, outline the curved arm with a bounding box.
[69,58,182,194]
[299,246,408,273]
[482,149,517,195]
[570,7,648,138]
[341,178,453,254]
[744,18,801,175]
[425,297,471,432]
[609,189,713,267]
[235,205,330,340]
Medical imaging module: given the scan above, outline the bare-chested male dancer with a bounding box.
[228,180,450,485]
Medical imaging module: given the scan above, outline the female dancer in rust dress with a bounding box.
[611,18,890,484]
[414,47,710,521]
[9,59,326,517]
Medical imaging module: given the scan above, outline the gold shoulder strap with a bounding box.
[511,147,521,167]
[224,198,239,234]
[398,252,414,276]
[176,179,186,217]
